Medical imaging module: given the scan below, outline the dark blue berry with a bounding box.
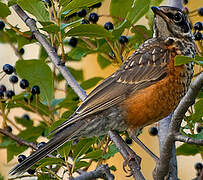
[19,79,29,89]
[9,75,18,84]
[18,154,26,163]
[6,90,15,98]
[88,13,99,23]
[195,162,203,171]
[194,31,202,41]
[81,19,90,24]
[104,22,114,30]
[198,8,203,16]
[27,169,35,175]
[6,126,12,132]
[0,21,5,30]
[148,126,158,136]
[78,9,87,17]
[197,126,203,133]
[19,48,25,55]
[3,64,14,75]
[118,36,128,44]
[91,2,102,8]
[194,22,203,31]
[68,37,78,47]
[31,85,40,95]
[183,0,188,5]
[23,114,30,120]
[125,138,133,145]
[37,142,46,149]
[0,85,6,92]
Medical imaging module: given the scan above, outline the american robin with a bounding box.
[10,6,195,175]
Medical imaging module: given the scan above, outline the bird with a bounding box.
[10,6,195,175]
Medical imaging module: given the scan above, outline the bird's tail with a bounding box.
[9,120,86,176]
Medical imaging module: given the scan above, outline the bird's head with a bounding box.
[151,6,193,39]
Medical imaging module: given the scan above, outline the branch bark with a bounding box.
[156,0,183,179]
[9,2,144,180]
[154,72,203,180]
[11,4,87,101]
[70,165,114,180]
[0,128,37,150]
[174,133,203,145]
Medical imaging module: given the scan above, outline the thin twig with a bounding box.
[108,131,145,180]
[11,4,87,101]
[174,133,203,145]
[0,128,37,149]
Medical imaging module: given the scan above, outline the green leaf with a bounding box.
[176,143,200,156]
[191,131,203,140]
[74,161,89,172]
[38,157,64,168]
[80,77,103,90]
[67,48,88,61]
[126,0,151,25]
[103,144,118,159]
[18,126,44,141]
[83,149,103,159]
[17,34,36,50]
[193,99,203,120]
[62,0,102,14]
[41,23,60,33]
[67,66,84,81]
[110,0,133,24]
[0,2,11,18]
[97,54,111,69]
[16,60,54,102]
[7,143,27,162]
[15,117,33,128]
[66,24,113,38]
[57,141,72,158]
[8,0,17,7]
[72,138,96,159]
[17,0,49,22]
[145,0,164,28]
[175,55,194,66]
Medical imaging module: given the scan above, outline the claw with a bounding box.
[122,153,142,177]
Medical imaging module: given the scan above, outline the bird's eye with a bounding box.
[174,12,182,23]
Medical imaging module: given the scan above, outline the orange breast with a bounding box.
[121,60,188,128]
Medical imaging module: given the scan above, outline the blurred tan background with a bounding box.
[0,0,203,179]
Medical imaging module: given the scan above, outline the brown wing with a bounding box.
[51,38,170,134]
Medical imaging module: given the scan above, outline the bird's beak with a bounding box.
[151,6,161,14]
[151,6,171,22]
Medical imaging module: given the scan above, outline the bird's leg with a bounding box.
[128,129,159,162]
[108,131,142,176]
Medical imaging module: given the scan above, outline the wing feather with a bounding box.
[51,38,170,135]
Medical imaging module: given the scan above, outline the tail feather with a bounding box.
[9,120,87,176]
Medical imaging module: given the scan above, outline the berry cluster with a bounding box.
[1,64,40,101]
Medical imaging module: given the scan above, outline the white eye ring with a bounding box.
[174,12,182,23]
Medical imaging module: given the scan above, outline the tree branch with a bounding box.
[71,164,114,180]
[154,72,203,180]
[9,2,144,179]
[11,4,87,101]
[0,128,37,150]
[174,133,203,145]
[108,131,145,180]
